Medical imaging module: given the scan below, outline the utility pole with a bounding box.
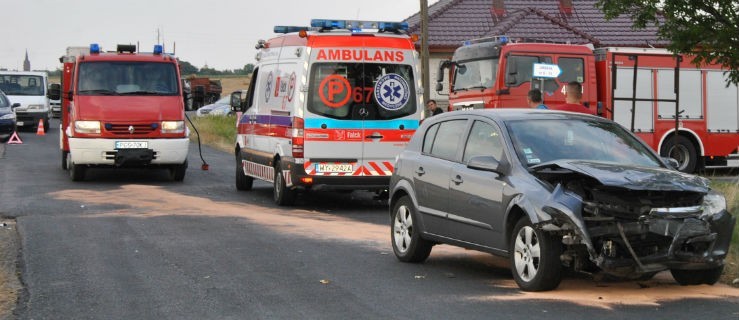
[420,0,430,105]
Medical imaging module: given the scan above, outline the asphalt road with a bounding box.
[1,119,738,320]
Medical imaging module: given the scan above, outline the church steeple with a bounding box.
[23,50,30,71]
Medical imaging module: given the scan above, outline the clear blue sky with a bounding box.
[4,0,437,71]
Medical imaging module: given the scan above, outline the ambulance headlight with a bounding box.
[74,120,101,134]
[26,104,45,111]
[161,121,185,134]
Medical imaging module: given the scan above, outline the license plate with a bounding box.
[317,163,353,173]
[115,141,148,149]
[16,121,24,126]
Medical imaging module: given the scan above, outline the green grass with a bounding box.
[186,115,237,154]
[190,115,739,286]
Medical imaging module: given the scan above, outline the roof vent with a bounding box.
[559,0,573,16]
[491,0,505,17]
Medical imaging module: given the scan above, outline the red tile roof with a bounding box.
[405,0,666,51]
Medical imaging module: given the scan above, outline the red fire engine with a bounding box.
[53,44,190,181]
[437,37,739,173]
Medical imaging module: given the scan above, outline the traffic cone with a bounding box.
[36,119,45,136]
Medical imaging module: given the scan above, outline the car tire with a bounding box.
[509,217,562,291]
[273,162,296,206]
[69,163,86,182]
[235,152,253,191]
[61,151,68,170]
[170,161,188,182]
[660,135,698,173]
[391,196,432,263]
[670,265,724,286]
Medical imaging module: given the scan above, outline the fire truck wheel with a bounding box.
[61,151,68,170]
[69,163,85,182]
[273,162,296,206]
[170,160,188,182]
[660,135,697,173]
[235,152,253,191]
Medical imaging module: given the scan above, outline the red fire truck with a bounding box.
[437,37,739,173]
[54,44,190,181]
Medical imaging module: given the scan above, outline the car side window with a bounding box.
[422,123,440,154]
[463,120,504,163]
[428,120,467,161]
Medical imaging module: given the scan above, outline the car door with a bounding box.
[447,119,508,250]
[413,119,467,234]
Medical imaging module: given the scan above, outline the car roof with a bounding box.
[431,108,604,123]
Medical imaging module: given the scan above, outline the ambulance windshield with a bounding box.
[77,62,179,96]
[308,63,416,120]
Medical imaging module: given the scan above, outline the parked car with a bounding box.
[0,90,18,142]
[196,96,230,116]
[389,109,735,291]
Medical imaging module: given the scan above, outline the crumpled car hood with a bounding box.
[551,160,710,193]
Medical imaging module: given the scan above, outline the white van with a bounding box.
[233,19,424,205]
[0,71,50,132]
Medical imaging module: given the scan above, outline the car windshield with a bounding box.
[307,62,417,120]
[215,96,230,105]
[0,75,44,96]
[77,61,179,96]
[0,93,9,109]
[507,118,662,168]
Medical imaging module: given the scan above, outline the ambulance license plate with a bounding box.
[317,163,353,173]
[115,141,148,149]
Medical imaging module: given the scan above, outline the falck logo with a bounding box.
[128,125,135,134]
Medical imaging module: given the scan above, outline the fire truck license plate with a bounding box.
[317,163,353,173]
[115,141,148,149]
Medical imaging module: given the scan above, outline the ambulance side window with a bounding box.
[244,67,259,111]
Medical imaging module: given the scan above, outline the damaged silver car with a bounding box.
[389,109,735,291]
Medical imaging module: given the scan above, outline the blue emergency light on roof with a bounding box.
[90,43,101,54]
[153,44,163,55]
[310,19,408,33]
[274,26,310,34]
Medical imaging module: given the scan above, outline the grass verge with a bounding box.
[186,115,237,154]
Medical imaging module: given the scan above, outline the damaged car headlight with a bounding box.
[701,190,727,218]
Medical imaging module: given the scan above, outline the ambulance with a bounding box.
[233,19,424,205]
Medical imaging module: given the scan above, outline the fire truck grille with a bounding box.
[105,151,159,160]
[105,123,157,135]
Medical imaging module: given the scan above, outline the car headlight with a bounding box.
[161,121,185,134]
[701,190,727,218]
[74,120,101,134]
[26,104,46,111]
[0,113,15,120]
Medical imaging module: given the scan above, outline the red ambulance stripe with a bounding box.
[383,161,394,173]
[303,129,414,142]
[309,36,414,50]
[369,162,385,176]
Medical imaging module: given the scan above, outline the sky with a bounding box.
[4,0,438,72]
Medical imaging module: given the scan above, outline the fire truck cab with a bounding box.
[57,44,189,181]
[233,19,424,205]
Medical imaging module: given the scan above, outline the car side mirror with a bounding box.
[662,157,679,170]
[230,91,242,111]
[467,155,508,175]
[11,103,20,109]
[47,83,61,100]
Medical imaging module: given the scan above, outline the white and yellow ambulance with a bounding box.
[233,19,424,205]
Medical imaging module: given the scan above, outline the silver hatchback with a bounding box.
[389,109,735,291]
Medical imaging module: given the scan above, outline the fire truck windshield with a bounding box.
[308,63,417,120]
[77,62,178,96]
[452,59,498,91]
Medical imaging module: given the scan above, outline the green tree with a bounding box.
[243,63,255,75]
[178,60,199,76]
[597,0,739,84]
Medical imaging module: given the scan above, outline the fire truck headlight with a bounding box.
[27,104,45,111]
[74,120,100,134]
[161,121,185,134]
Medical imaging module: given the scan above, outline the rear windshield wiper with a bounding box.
[78,89,117,95]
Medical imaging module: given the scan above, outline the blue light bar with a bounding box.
[153,44,163,55]
[274,26,310,34]
[90,43,100,54]
[499,36,508,44]
[378,21,409,32]
[311,19,346,29]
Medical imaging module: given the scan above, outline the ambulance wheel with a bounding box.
[61,151,68,170]
[235,152,253,191]
[660,135,697,173]
[170,161,188,182]
[69,163,86,182]
[273,162,296,206]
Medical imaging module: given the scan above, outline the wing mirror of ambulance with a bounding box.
[230,91,242,112]
[47,83,61,100]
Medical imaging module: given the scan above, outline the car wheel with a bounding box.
[391,196,432,263]
[510,217,562,291]
[169,160,188,182]
[235,152,253,191]
[670,265,724,285]
[273,162,296,206]
[660,135,697,173]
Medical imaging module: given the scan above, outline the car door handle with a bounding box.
[415,167,425,176]
[452,175,463,185]
[366,134,384,139]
